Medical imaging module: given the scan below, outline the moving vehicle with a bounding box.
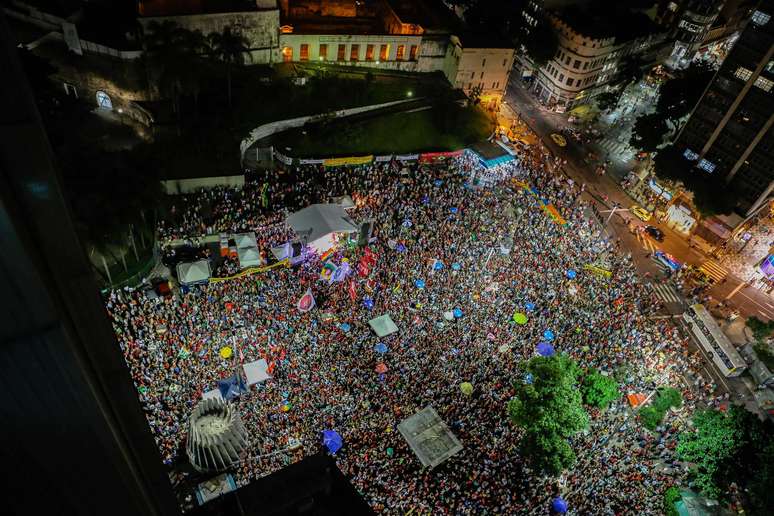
[630,204,652,222]
[654,250,681,271]
[550,133,567,147]
[644,225,664,242]
[682,304,747,377]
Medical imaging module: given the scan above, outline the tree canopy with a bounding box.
[630,112,669,153]
[580,369,620,409]
[508,355,589,475]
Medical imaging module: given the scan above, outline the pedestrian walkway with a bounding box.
[596,137,634,160]
[699,259,728,282]
[650,282,683,305]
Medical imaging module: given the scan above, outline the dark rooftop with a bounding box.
[138,0,268,17]
[554,2,663,41]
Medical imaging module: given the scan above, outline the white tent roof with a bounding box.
[243,359,272,385]
[368,314,399,337]
[234,232,257,249]
[286,203,359,244]
[332,195,355,209]
[237,246,261,268]
[177,260,211,285]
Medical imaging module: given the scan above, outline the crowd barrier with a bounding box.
[209,259,290,284]
[272,148,461,168]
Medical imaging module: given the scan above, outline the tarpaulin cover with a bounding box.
[369,314,399,337]
[322,430,343,454]
[217,375,247,400]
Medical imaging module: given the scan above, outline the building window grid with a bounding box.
[698,158,716,173]
[734,66,753,81]
[751,10,771,26]
[754,75,773,92]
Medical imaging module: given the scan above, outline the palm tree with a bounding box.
[208,26,252,109]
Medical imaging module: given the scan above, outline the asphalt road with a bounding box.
[504,79,774,322]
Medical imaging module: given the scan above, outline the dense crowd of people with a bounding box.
[106,147,723,514]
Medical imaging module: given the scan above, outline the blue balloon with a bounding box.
[340,323,351,332]
[543,329,555,341]
[322,430,343,454]
[374,342,388,354]
[551,497,568,514]
[363,297,374,310]
[433,261,444,270]
[449,207,458,214]
[453,308,463,318]
[566,269,577,279]
[525,302,536,311]
[415,279,426,289]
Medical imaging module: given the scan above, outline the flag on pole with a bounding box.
[320,261,338,283]
[348,280,357,302]
[297,288,315,312]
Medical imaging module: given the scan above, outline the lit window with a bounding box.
[698,159,716,173]
[734,66,753,81]
[683,148,699,161]
[751,10,771,26]
[396,45,405,61]
[754,75,773,92]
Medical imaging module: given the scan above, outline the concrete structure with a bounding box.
[138,0,281,63]
[663,0,726,69]
[186,397,248,473]
[675,1,774,215]
[532,7,664,109]
[453,45,515,109]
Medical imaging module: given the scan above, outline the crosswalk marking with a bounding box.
[638,234,659,253]
[699,260,727,282]
[651,257,669,271]
[650,283,683,305]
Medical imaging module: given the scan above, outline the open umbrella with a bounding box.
[396,243,406,253]
[374,342,388,354]
[363,297,374,310]
[375,363,388,374]
[537,342,555,357]
[525,302,536,311]
[322,430,343,454]
[433,260,444,270]
[452,262,462,271]
[543,329,555,341]
[551,497,568,514]
[415,279,426,289]
[566,269,577,279]
[219,346,233,359]
[513,312,528,325]
[340,322,351,332]
[453,307,463,318]
[460,382,474,396]
[443,311,454,321]
[498,344,511,353]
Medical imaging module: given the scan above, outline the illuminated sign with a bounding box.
[678,20,703,33]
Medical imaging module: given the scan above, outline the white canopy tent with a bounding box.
[243,359,272,385]
[234,232,257,249]
[237,246,261,268]
[177,260,211,285]
[286,203,359,254]
[368,314,399,337]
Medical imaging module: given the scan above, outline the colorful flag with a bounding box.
[320,261,338,282]
[348,280,357,302]
[297,288,315,312]
[331,261,350,282]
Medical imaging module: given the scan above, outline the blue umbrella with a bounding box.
[421,195,430,204]
[433,179,443,187]
[322,430,343,454]
[402,219,413,228]
[340,323,351,332]
[374,342,388,354]
[543,329,555,341]
[433,261,444,271]
[378,373,386,382]
[525,302,536,311]
[453,307,463,318]
[566,269,577,279]
[551,497,568,514]
[449,207,458,214]
[524,372,534,384]
[396,243,407,253]
[451,262,461,271]
[537,342,555,357]
[415,279,426,289]
[363,297,374,310]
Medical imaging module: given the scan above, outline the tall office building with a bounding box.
[676,1,774,214]
[0,13,178,516]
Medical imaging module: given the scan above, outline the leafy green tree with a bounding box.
[664,486,681,516]
[653,387,683,412]
[656,62,715,124]
[630,112,669,153]
[508,355,589,476]
[747,316,774,340]
[580,369,619,409]
[677,409,739,499]
[209,26,252,109]
[595,91,620,112]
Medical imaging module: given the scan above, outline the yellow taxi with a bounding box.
[630,205,652,222]
[550,133,567,147]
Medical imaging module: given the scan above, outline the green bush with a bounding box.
[654,387,682,412]
[640,405,663,431]
[747,317,774,340]
[664,486,681,516]
[581,369,620,409]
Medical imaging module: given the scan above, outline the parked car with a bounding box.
[644,225,664,242]
[654,250,681,271]
[630,204,652,222]
[550,133,567,147]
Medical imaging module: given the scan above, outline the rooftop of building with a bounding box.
[553,1,663,41]
[282,17,386,35]
[138,0,275,17]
